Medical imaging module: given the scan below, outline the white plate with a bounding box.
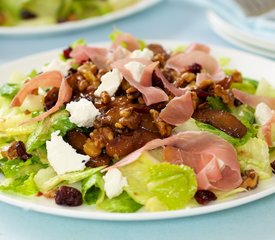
[1,41,275,221]
[0,0,161,36]
[208,12,275,59]
[207,11,275,54]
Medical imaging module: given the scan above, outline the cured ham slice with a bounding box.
[232,88,275,109]
[111,58,169,105]
[159,92,194,125]
[11,71,63,107]
[111,32,140,51]
[70,45,108,69]
[22,77,72,125]
[154,68,189,96]
[105,131,242,191]
[185,43,210,54]
[166,46,225,82]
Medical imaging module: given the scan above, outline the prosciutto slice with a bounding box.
[111,58,169,105]
[70,45,108,69]
[184,43,210,54]
[159,92,194,125]
[166,46,225,82]
[22,77,72,125]
[11,71,63,107]
[105,131,242,191]
[232,88,275,109]
[111,32,140,51]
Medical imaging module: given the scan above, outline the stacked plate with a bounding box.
[207,11,275,59]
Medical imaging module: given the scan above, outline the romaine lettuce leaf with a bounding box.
[82,172,105,205]
[97,191,142,213]
[26,110,76,152]
[231,77,258,94]
[0,173,38,196]
[34,166,104,193]
[236,138,272,179]
[207,96,229,111]
[0,83,20,99]
[255,79,275,97]
[120,153,197,211]
[0,156,46,179]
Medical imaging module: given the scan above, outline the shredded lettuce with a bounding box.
[255,79,275,97]
[236,138,272,179]
[207,96,229,111]
[231,77,258,94]
[97,191,142,213]
[34,166,104,193]
[0,83,20,99]
[120,153,197,211]
[26,110,76,152]
[82,172,105,205]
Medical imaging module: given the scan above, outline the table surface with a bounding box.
[0,0,274,239]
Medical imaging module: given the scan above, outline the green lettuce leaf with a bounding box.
[207,96,229,111]
[0,156,46,179]
[26,110,76,152]
[97,191,142,213]
[236,138,272,179]
[0,83,20,99]
[82,172,105,205]
[255,79,275,97]
[231,77,258,94]
[0,173,38,196]
[34,166,104,193]
[120,153,197,211]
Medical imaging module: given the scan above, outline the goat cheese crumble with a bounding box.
[46,131,90,175]
[103,168,128,199]
[66,98,100,128]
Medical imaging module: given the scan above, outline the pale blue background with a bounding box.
[0,0,274,239]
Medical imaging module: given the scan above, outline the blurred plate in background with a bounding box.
[0,0,161,36]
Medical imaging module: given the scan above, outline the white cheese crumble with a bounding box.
[255,102,273,125]
[130,48,154,60]
[94,68,123,97]
[42,59,71,76]
[103,168,128,199]
[46,131,90,175]
[124,61,146,83]
[66,98,100,128]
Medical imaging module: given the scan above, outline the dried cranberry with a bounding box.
[44,87,59,111]
[194,190,217,205]
[20,10,36,19]
[152,71,164,89]
[194,89,212,100]
[234,99,242,107]
[271,161,275,173]
[63,47,72,59]
[188,63,202,74]
[55,186,83,207]
[15,141,32,161]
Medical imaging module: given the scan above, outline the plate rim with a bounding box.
[1,40,275,221]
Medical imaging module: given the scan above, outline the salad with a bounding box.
[0,31,274,213]
[0,0,139,27]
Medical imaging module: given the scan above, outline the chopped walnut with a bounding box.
[150,109,172,137]
[190,91,198,109]
[84,127,114,157]
[231,70,243,83]
[240,169,259,190]
[84,139,102,158]
[117,111,141,130]
[100,91,111,104]
[43,189,57,199]
[119,107,133,118]
[126,86,140,100]
[214,84,234,107]
[174,72,195,87]
[77,79,89,91]
[199,79,215,90]
[120,79,131,91]
[77,62,100,88]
